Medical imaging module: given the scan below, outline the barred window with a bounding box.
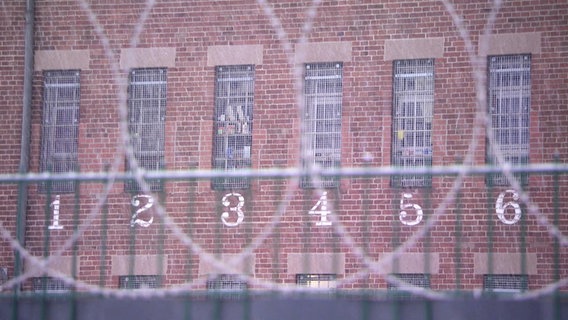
[207,274,248,299]
[119,275,161,289]
[212,65,254,190]
[487,54,531,186]
[296,274,337,289]
[125,68,167,192]
[301,62,343,189]
[387,273,430,299]
[391,59,434,188]
[32,276,72,292]
[40,70,80,193]
[483,274,528,293]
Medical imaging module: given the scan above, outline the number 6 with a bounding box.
[495,189,522,225]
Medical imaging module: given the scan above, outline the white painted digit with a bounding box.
[399,193,423,226]
[130,195,154,228]
[221,193,245,227]
[309,191,332,226]
[495,189,522,225]
[48,195,64,230]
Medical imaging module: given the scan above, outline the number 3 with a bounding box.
[399,193,423,226]
[221,193,245,227]
[495,189,522,225]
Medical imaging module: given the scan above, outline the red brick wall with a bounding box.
[2,0,567,292]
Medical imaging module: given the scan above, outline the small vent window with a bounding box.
[40,70,81,193]
[212,65,254,190]
[296,274,337,289]
[119,275,161,289]
[32,277,71,292]
[301,62,343,189]
[125,68,167,192]
[487,54,530,186]
[483,274,528,293]
[391,59,434,188]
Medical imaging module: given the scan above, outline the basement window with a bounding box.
[483,274,528,293]
[119,275,161,289]
[32,276,72,293]
[296,274,337,289]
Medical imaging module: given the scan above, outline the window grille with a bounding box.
[387,273,430,299]
[483,274,528,293]
[125,68,167,192]
[391,59,434,188]
[301,62,343,189]
[212,65,254,190]
[487,54,531,186]
[206,274,248,299]
[32,277,71,292]
[40,70,80,193]
[296,274,337,289]
[118,275,161,289]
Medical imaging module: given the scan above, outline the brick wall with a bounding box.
[1,0,567,292]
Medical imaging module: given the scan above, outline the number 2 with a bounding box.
[130,195,154,228]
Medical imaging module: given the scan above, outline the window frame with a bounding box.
[118,275,161,289]
[483,274,528,293]
[391,59,434,188]
[486,54,531,186]
[39,70,81,194]
[125,68,167,193]
[296,273,337,289]
[212,65,255,190]
[301,62,343,189]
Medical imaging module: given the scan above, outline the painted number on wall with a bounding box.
[130,195,155,228]
[309,191,332,226]
[399,193,423,226]
[221,192,245,227]
[48,195,63,230]
[495,189,522,225]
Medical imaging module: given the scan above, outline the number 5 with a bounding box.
[399,193,423,226]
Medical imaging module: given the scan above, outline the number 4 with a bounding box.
[309,191,332,226]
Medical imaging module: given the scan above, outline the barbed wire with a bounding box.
[1,0,566,302]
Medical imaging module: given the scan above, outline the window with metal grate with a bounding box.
[212,65,254,190]
[301,62,343,189]
[296,274,337,289]
[387,273,430,299]
[32,276,71,292]
[206,274,248,299]
[125,68,167,192]
[391,59,434,188]
[40,70,81,193]
[487,54,531,186]
[483,274,528,293]
[118,275,161,289]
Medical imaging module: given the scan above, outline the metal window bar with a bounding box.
[387,273,431,299]
[212,65,255,190]
[118,275,161,289]
[301,62,343,188]
[32,277,72,292]
[483,274,528,293]
[487,54,531,186]
[296,274,337,289]
[125,68,167,192]
[206,274,248,299]
[40,70,80,193]
[391,59,434,188]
